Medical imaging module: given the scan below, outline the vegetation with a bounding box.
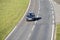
[0,0,29,40]
[56,24,60,40]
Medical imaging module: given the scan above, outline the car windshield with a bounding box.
[27,13,35,18]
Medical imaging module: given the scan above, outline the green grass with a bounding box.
[56,24,60,40]
[0,0,29,40]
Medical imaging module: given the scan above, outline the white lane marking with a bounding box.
[32,25,35,31]
[52,15,54,20]
[51,7,53,10]
[37,0,40,17]
[53,20,54,24]
[31,1,40,31]
[28,33,31,39]
[5,0,31,40]
[27,21,37,40]
[32,21,37,31]
[26,33,31,40]
[31,0,40,31]
[32,20,37,31]
[52,11,54,14]
[27,0,41,40]
[49,0,55,40]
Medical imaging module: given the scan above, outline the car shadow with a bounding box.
[33,17,42,21]
[27,17,42,22]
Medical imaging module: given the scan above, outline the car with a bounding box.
[26,12,35,21]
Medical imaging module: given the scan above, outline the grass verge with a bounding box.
[0,0,29,40]
[56,24,60,40]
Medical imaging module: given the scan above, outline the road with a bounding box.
[5,0,54,40]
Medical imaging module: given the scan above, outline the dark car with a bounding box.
[26,12,35,21]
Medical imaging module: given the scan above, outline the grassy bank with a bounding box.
[56,24,60,40]
[0,0,29,40]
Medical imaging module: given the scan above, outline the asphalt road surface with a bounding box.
[6,0,54,40]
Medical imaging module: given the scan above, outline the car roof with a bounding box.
[27,12,34,15]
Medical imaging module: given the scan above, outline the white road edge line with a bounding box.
[49,0,55,40]
[5,0,31,40]
[51,11,55,40]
